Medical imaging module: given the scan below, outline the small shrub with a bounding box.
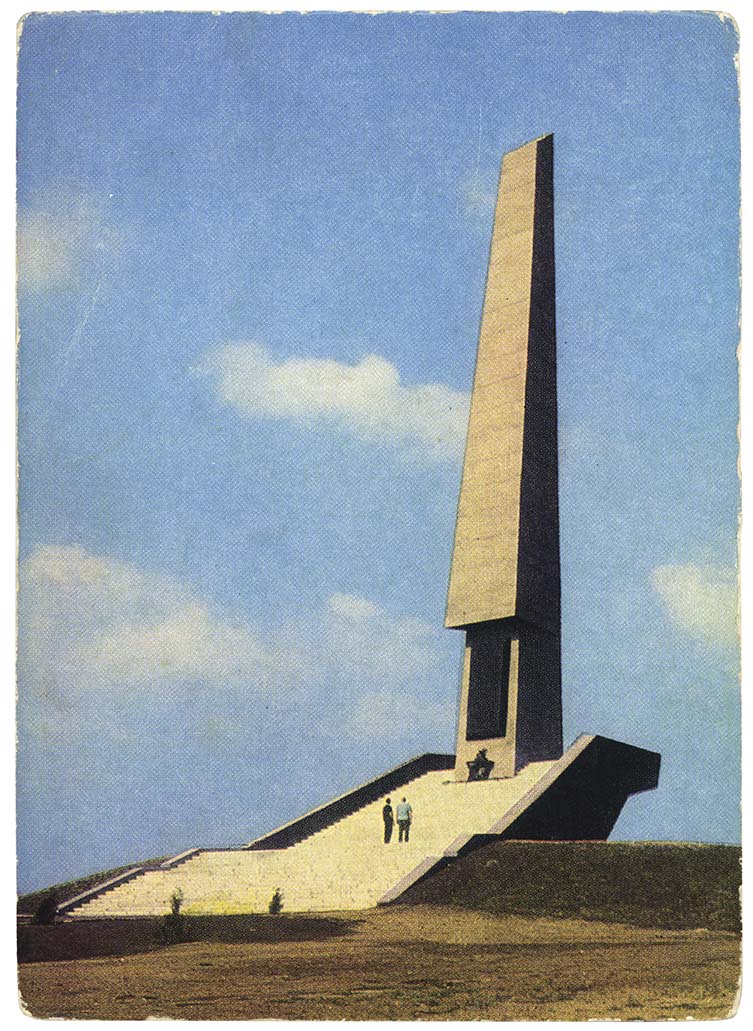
[169,888,184,917]
[268,888,283,914]
[33,890,58,925]
[159,888,187,944]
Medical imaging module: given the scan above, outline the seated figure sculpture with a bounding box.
[466,748,495,781]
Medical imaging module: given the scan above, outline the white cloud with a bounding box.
[651,562,738,650]
[198,343,469,464]
[325,592,439,680]
[19,545,294,692]
[17,196,121,291]
[77,603,280,684]
[18,548,455,734]
[17,212,70,289]
[348,690,455,742]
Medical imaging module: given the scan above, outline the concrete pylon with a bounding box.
[446,135,562,780]
[59,134,661,924]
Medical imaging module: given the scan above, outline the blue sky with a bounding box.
[16,11,740,893]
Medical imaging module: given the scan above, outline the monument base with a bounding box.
[62,734,658,918]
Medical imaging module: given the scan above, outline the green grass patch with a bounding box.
[399,841,741,932]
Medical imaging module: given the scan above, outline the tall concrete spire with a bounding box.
[446,135,562,779]
[55,135,662,931]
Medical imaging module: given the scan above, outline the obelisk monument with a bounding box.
[59,134,661,923]
[446,134,563,780]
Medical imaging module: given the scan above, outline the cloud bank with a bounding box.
[20,545,290,692]
[198,343,469,464]
[19,546,454,744]
[651,562,738,651]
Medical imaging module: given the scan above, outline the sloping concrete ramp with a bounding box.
[65,735,658,918]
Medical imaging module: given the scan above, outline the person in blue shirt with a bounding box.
[396,797,413,842]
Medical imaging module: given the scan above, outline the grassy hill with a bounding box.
[18,841,741,1018]
[397,840,741,931]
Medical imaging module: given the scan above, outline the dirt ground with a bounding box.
[18,905,740,1020]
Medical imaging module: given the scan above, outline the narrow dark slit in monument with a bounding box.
[466,634,510,740]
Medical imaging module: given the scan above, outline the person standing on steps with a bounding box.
[396,797,413,842]
[382,797,394,843]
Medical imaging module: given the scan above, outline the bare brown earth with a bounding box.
[18,905,740,1020]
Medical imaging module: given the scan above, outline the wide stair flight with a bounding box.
[68,762,555,916]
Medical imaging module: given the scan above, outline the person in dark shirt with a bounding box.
[382,798,394,843]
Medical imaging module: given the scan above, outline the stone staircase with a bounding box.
[67,761,555,917]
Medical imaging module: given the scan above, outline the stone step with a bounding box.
[69,762,555,917]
